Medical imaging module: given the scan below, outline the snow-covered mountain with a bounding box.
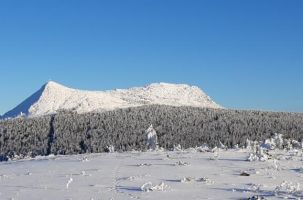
[2,81,223,118]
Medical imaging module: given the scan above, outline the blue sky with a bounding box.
[0,0,302,114]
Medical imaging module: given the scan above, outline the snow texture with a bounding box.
[2,81,222,118]
[1,148,303,199]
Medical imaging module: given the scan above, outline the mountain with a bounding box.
[1,81,223,118]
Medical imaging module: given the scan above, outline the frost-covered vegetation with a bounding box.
[0,105,303,160]
[246,133,303,162]
[0,115,52,161]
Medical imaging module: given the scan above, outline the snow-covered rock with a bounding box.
[1,81,223,118]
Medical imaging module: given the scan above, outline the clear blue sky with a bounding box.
[0,0,302,114]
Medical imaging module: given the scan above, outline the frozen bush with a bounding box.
[146,125,158,151]
[196,144,210,152]
[274,181,301,195]
[105,145,115,153]
[141,182,168,192]
[247,141,268,162]
[173,144,182,151]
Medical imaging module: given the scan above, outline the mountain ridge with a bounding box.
[2,81,223,119]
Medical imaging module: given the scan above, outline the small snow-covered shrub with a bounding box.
[173,144,183,152]
[66,177,73,189]
[291,140,302,149]
[137,163,152,167]
[140,182,153,192]
[274,133,284,149]
[274,181,302,197]
[175,160,190,166]
[79,156,89,162]
[261,138,276,150]
[247,134,303,163]
[196,144,210,152]
[247,153,259,162]
[150,182,169,191]
[272,159,281,171]
[219,141,226,150]
[259,133,302,151]
[246,133,303,162]
[196,177,215,185]
[180,177,214,184]
[246,139,252,150]
[146,125,158,151]
[233,144,240,150]
[180,177,195,183]
[6,151,35,161]
[209,147,219,160]
[105,145,115,153]
[140,182,169,192]
[258,133,284,150]
[247,141,268,162]
[246,183,262,193]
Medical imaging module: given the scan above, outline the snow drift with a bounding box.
[2,81,222,118]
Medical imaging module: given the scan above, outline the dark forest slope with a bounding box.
[1,105,303,159]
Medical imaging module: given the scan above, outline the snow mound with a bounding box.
[2,81,223,118]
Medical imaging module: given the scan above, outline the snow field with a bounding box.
[0,148,303,200]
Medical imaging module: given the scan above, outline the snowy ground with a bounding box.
[0,149,303,200]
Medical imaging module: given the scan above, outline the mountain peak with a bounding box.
[44,81,67,90]
[146,82,192,88]
[2,82,223,118]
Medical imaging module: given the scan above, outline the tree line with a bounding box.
[0,105,303,160]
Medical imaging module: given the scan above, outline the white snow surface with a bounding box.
[2,81,222,118]
[1,149,303,199]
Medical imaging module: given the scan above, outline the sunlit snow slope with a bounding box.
[2,81,222,118]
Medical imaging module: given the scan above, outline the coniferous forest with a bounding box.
[0,105,303,160]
